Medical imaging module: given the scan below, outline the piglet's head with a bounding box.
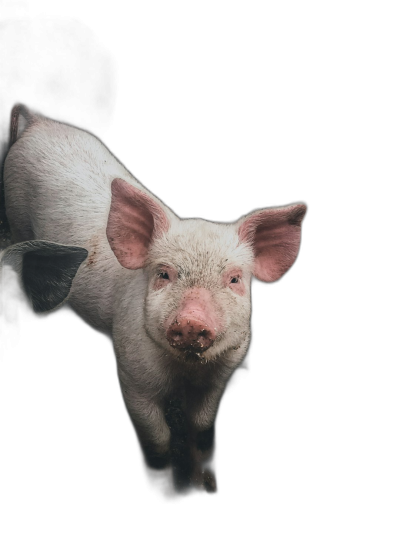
[106,178,170,269]
[107,177,306,364]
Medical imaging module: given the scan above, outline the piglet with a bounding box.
[3,105,306,491]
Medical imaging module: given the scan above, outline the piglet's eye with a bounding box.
[230,276,240,284]
[158,272,169,280]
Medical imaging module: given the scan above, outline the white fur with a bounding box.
[4,110,257,457]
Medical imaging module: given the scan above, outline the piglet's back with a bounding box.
[5,108,129,246]
[3,107,153,330]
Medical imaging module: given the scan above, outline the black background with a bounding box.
[0,3,342,527]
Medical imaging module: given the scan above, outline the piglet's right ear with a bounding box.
[107,178,170,269]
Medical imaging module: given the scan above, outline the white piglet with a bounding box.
[3,105,306,492]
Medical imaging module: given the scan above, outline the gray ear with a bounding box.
[2,241,88,312]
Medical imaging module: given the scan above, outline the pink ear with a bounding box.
[107,178,170,269]
[238,203,306,282]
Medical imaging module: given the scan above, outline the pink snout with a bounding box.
[167,316,216,352]
[165,289,219,353]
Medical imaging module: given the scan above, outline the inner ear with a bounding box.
[238,203,306,282]
[106,178,169,270]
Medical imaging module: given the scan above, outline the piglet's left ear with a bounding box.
[1,241,88,311]
[237,203,306,282]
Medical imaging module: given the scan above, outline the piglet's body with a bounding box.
[3,105,306,491]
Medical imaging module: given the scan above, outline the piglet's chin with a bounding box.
[162,330,224,363]
[167,344,220,364]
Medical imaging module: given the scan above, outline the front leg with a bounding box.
[189,425,217,493]
[118,367,171,469]
[187,385,225,492]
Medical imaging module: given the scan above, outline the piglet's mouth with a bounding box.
[171,345,212,362]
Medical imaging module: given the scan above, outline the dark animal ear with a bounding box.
[237,203,307,282]
[2,241,88,312]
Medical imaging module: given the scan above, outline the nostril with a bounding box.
[198,329,209,341]
[195,327,215,348]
